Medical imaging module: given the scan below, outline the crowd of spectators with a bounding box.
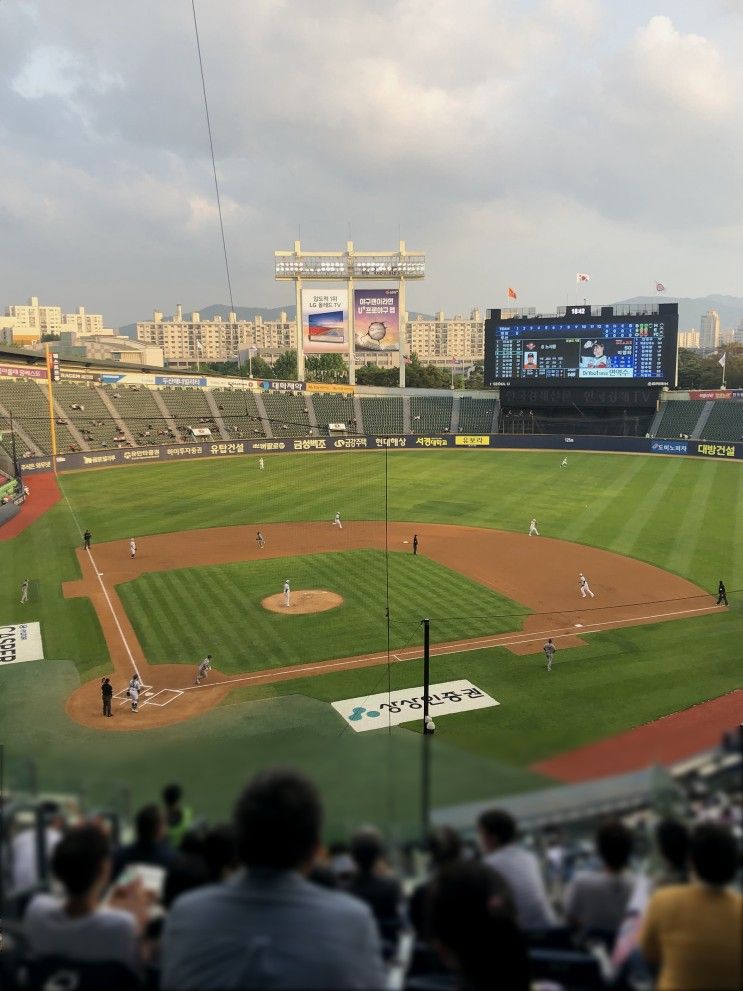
[2,767,741,991]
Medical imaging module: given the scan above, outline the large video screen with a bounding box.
[484,305,678,388]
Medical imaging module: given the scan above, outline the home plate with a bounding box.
[574,623,584,628]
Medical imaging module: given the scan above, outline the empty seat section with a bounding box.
[359,397,403,434]
[160,388,218,440]
[261,394,310,436]
[410,396,452,433]
[700,401,743,442]
[0,378,78,453]
[654,400,705,438]
[102,384,173,444]
[459,397,497,433]
[212,389,266,438]
[312,394,358,435]
[53,381,122,450]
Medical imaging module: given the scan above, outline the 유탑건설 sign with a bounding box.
[0,623,44,665]
[332,680,499,733]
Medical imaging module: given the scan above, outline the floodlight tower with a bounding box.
[274,240,426,385]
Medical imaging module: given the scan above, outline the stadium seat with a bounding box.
[700,401,743,442]
[261,394,311,436]
[458,396,497,433]
[312,393,357,435]
[359,396,404,434]
[653,400,706,438]
[410,396,453,434]
[211,388,266,437]
[0,378,78,454]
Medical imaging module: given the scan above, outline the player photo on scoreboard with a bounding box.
[579,338,634,377]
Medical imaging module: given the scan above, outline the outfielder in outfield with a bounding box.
[578,573,595,598]
[333,512,343,529]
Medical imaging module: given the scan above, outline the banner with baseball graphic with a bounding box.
[354,289,400,353]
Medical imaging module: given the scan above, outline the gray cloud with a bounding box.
[0,0,740,325]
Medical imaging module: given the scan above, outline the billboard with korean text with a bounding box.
[354,288,400,353]
[301,290,349,354]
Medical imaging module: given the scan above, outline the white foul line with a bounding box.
[174,602,718,694]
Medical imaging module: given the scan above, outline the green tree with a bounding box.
[355,364,398,386]
[305,353,348,383]
[271,350,298,381]
[405,354,452,389]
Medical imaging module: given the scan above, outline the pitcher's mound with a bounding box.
[262,589,344,614]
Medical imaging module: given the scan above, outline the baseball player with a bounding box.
[578,573,595,598]
[543,638,556,671]
[413,534,419,556]
[717,580,728,606]
[195,654,212,685]
[333,512,343,529]
[560,458,568,468]
[129,538,137,559]
[83,529,92,549]
[256,530,265,549]
[259,458,265,471]
[128,674,142,712]
[283,578,291,607]
[528,518,540,536]
[20,578,29,604]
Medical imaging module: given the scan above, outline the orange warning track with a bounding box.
[0,474,60,539]
[62,521,719,737]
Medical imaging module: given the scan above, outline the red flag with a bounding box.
[655,282,666,293]
[404,356,411,365]
[507,287,517,300]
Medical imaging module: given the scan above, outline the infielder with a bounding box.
[333,512,343,529]
[528,518,540,536]
[578,573,595,598]
[256,530,265,549]
[259,458,265,471]
[130,538,137,560]
[543,638,556,671]
[561,458,568,468]
[195,654,212,685]
[283,578,291,607]
[20,578,29,604]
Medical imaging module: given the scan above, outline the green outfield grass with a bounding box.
[0,449,740,825]
[118,551,528,673]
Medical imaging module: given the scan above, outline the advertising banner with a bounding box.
[301,290,349,354]
[0,622,44,665]
[650,440,688,455]
[155,375,207,387]
[0,364,46,380]
[689,390,743,401]
[332,679,499,733]
[354,289,400,353]
[305,382,355,394]
[454,435,490,447]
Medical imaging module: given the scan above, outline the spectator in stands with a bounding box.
[477,808,556,930]
[24,823,146,971]
[640,822,742,990]
[428,861,531,991]
[161,768,385,990]
[10,801,65,893]
[162,784,194,849]
[113,804,179,880]
[653,818,689,888]
[409,826,463,938]
[564,819,635,938]
[347,825,403,937]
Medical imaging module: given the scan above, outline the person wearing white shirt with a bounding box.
[477,808,556,930]
[24,823,146,972]
[10,805,64,893]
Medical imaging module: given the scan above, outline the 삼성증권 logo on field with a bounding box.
[0,623,44,665]
[331,680,499,732]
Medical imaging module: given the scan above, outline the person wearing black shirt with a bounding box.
[717,580,728,606]
[83,529,92,549]
[413,534,419,556]
[101,677,113,717]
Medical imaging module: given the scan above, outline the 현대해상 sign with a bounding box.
[332,680,499,732]
[0,623,45,665]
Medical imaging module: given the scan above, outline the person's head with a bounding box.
[206,654,212,661]
[596,820,633,872]
[135,804,164,844]
[162,784,183,810]
[655,819,689,874]
[429,861,529,991]
[477,808,517,853]
[202,824,239,881]
[350,826,386,875]
[593,343,604,356]
[427,826,462,869]
[234,767,322,872]
[52,823,111,900]
[690,823,738,886]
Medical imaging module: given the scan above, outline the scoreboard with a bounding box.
[484,303,678,388]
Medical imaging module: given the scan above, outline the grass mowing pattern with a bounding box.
[118,550,528,672]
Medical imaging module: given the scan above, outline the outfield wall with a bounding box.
[18,434,743,475]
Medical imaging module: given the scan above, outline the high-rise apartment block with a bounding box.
[4,297,109,345]
[699,310,720,351]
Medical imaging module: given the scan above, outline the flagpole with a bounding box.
[720,351,726,390]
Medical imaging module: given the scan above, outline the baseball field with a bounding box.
[2,449,741,837]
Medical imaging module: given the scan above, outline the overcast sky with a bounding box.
[1,0,741,327]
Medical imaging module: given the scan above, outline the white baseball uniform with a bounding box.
[528,519,539,536]
[129,685,139,711]
[333,513,342,529]
[196,657,211,684]
[130,539,136,559]
[259,458,264,470]
[20,580,29,604]
[579,574,595,598]
[283,580,291,607]
[561,458,567,468]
